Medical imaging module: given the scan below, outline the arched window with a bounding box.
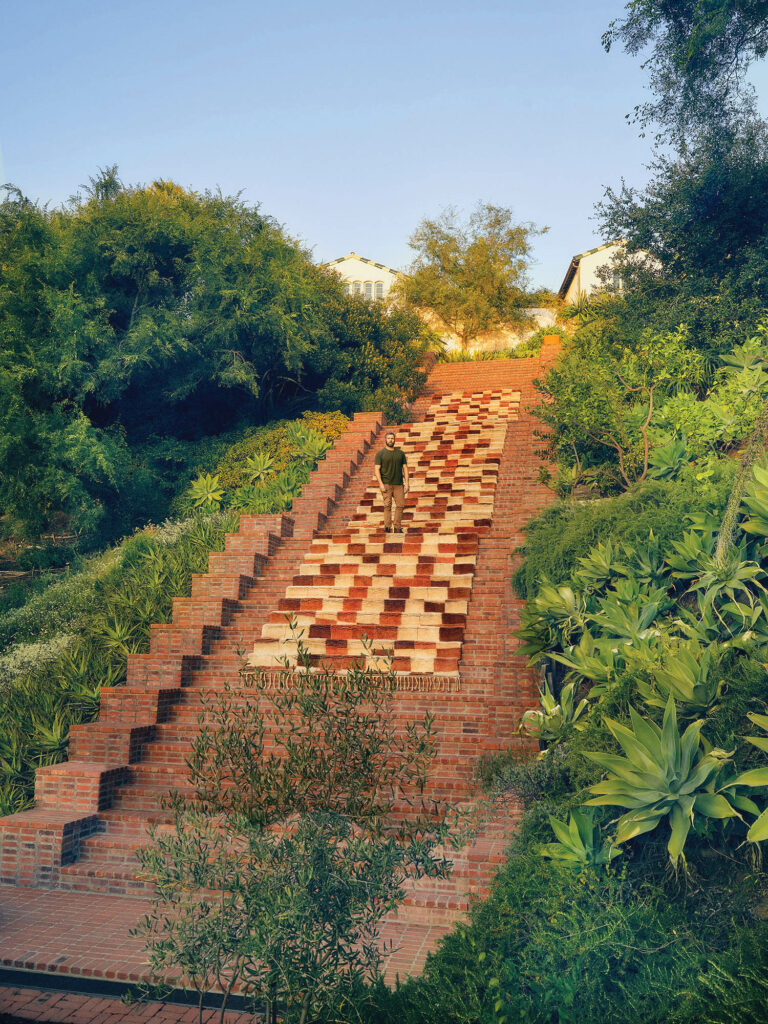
[353,281,362,295]
[375,281,384,300]
[364,281,373,299]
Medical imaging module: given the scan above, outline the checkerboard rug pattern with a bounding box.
[247,388,521,679]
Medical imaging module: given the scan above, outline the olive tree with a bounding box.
[134,642,462,1023]
[394,202,545,350]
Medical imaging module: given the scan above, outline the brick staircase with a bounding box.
[0,344,559,982]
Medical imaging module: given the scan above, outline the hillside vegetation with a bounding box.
[0,168,431,553]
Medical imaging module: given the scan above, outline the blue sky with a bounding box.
[2,0,762,290]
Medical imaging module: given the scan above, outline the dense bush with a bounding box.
[0,170,430,546]
[353,844,712,1024]
[206,411,348,493]
[0,406,349,817]
[512,473,734,599]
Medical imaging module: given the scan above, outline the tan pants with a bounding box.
[381,485,405,531]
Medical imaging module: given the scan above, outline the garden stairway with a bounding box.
[0,342,560,987]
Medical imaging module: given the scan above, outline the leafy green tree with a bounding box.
[394,202,544,350]
[309,294,432,420]
[0,169,429,543]
[596,124,768,358]
[534,326,706,490]
[603,0,768,142]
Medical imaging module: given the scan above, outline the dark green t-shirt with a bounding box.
[375,446,407,486]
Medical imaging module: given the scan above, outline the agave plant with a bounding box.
[540,808,621,868]
[573,540,628,592]
[229,484,263,512]
[669,527,765,614]
[721,714,768,843]
[189,473,224,509]
[245,451,276,484]
[647,437,688,481]
[590,581,667,648]
[673,602,729,645]
[666,527,717,582]
[286,424,331,463]
[585,698,738,864]
[297,430,332,463]
[638,641,724,717]
[724,604,768,651]
[622,530,670,588]
[548,629,617,689]
[520,681,589,745]
[516,585,589,662]
[741,463,768,539]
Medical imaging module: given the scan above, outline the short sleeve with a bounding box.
[374,450,382,466]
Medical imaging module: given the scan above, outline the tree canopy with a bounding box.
[603,0,768,142]
[593,0,768,357]
[394,202,544,350]
[0,168,430,544]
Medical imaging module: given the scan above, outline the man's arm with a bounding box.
[402,460,409,494]
[374,463,385,492]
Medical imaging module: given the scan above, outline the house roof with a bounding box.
[322,252,402,276]
[557,240,623,300]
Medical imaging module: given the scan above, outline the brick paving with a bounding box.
[0,346,559,1015]
[0,985,255,1022]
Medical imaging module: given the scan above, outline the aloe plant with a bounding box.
[585,698,738,864]
[540,808,621,868]
[520,681,589,745]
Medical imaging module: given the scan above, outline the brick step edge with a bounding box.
[0,413,385,888]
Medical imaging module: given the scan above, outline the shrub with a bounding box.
[358,844,707,1024]
[135,645,458,1023]
[513,474,734,599]
[185,411,348,499]
[671,923,768,1024]
[495,744,575,809]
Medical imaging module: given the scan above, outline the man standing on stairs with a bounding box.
[374,430,409,533]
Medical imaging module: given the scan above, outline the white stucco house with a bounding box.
[322,252,402,301]
[558,240,627,305]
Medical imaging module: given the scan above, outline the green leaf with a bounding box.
[668,799,694,863]
[748,807,768,843]
[693,792,739,819]
[731,767,768,788]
